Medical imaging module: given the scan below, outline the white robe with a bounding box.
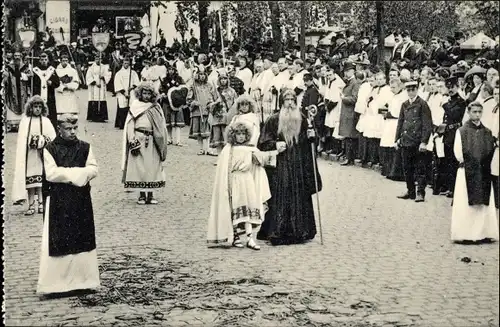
[235,67,253,93]
[380,91,408,147]
[55,64,80,114]
[480,97,496,131]
[114,67,139,108]
[86,63,111,102]
[259,69,276,120]
[324,75,346,130]
[450,129,498,242]
[268,70,290,111]
[425,93,445,152]
[364,85,393,139]
[37,145,100,294]
[355,82,372,133]
[12,115,56,203]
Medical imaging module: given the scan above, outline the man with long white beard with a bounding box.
[257,88,322,246]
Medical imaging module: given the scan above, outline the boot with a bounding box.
[415,193,425,202]
[397,192,416,200]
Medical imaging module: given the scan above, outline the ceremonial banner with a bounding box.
[92,33,110,52]
[46,0,71,45]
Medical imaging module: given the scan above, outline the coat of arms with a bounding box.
[92,32,110,52]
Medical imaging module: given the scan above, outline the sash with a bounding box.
[33,66,55,102]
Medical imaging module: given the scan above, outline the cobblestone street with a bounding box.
[3,90,499,326]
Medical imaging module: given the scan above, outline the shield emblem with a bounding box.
[92,32,110,52]
[167,85,189,111]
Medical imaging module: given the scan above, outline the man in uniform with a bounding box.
[438,75,467,198]
[395,80,433,202]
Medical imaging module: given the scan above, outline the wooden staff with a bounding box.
[97,51,102,114]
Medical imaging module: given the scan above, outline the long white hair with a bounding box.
[278,89,302,146]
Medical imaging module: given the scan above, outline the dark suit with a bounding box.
[440,93,466,192]
[401,43,416,62]
[367,45,380,66]
[429,47,449,67]
[339,77,361,162]
[347,41,361,56]
[395,96,433,195]
[409,48,428,70]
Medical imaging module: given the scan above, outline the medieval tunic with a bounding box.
[122,100,168,191]
[209,86,238,148]
[188,82,217,140]
[3,63,30,130]
[451,121,498,242]
[37,137,99,294]
[33,65,60,128]
[257,113,322,245]
[160,73,185,128]
[207,144,274,245]
[55,65,80,115]
[86,63,111,122]
[114,67,139,129]
[12,116,56,204]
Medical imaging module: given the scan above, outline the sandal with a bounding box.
[206,152,218,157]
[38,202,44,214]
[246,239,261,251]
[24,202,36,216]
[232,236,244,248]
[137,197,146,205]
[197,150,206,155]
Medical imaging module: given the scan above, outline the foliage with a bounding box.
[456,1,500,37]
[350,1,460,40]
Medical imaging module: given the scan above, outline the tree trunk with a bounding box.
[268,1,282,61]
[198,1,209,52]
[300,1,306,61]
[375,0,384,67]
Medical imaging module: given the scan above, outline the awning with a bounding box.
[461,32,497,50]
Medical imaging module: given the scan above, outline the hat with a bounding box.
[337,33,345,40]
[343,62,356,71]
[402,30,410,38]
[446,36,455,44]
[454,70,466,79]
[445,75,458,86]
[454,31,464,40]
[404,80,419,88]
[414,36,425,44]
[345,29,353,38]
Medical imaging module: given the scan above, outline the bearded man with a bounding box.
[33,53,60,128]
[257,88,322,245]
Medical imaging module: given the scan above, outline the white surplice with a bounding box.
[86,63,111,102]
[55,64,80,114]
[450,129,498,242]
[364,85,393,139]
[37,145,100,294]
[114,67,140,108]
[425,93,444,152]
[380,91,408,147]
[355,82,373,133]
[324,75,346,130]
[235,67,253,93]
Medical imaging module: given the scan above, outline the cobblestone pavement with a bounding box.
[3,90,499,326]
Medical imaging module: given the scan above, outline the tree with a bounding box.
[268,1,283,60]
[198,2,210,51]
[352,1,460,41]
[456,1,499,37]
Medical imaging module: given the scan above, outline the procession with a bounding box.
[3,1,500,326]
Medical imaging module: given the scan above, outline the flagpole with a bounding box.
[218,10,225,68]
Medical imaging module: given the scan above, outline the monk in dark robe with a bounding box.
[257,88,322,245]
[32,52,60,128]
[3,52,30,131]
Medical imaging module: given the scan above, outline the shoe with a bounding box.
[24,202,36,216]
[147,198,158,205]
[137,198,146,205]
[446,191,453,198]
[397,193,416,200]
[415,194,425,202]
[354,159,362,164]
[340,159,353,166]
[246,239,261,251]
[232,236,244,248]
[38,202,44,214]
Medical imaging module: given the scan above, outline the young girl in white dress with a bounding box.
[12,95,56,215]
[207,121,275,250]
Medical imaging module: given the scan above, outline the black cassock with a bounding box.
[257,113,322,245]
[32,65,60,128]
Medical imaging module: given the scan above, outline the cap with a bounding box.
[454,70,466,79]
[343,62,356,71]
[447,36,455,44]
[405,80,419,88]
[445,75,458,87]
[454,31,464,40]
